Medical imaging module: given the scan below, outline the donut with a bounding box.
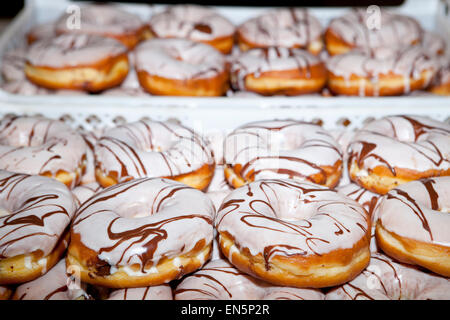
[1,47,27,83]
[24,34,129,92]
[0,286,11,300]
[107,285,172,300]
[55,4,151,49]
[26,22,57,44]
[0,116,87,189]
[148,5,235,54]
[67,178,215,288]
[94,119,215,190]
[429,55,450,96]
[374,177,450,277]
[348,115,450,195]
[12,259,90,300]
[0,171,76,285]
[326,46,439,96]
[326,253,450,300]
[325,9,423,56]
[237,8,323,55]
[223,120,343,189]
[215,179,371,288]
[422,32,447,57]
[230,47,327,96]
[135,38,229,96]
[175,259,325,300]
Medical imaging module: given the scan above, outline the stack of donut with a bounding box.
[0,112,448,300]
[2,4,449,97]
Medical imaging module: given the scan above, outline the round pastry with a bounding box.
[429,55,450,96]
[237,8,323,55]
[24,34,129,92]
[12,259,90,300]
[107,285,172,300]
[0,171,77,285]
[135,38,229,96]
[27,22,57,44]
[224,120,343,189]
[326,46,439,96]
[1,47,27,83]
[55,4,151,49]
[0,286,11,300]
[67,177,215,288]
[148,5,235,54]
[94,119,215,190]
[375,177,450,277]
[348,115,450,195]
[326,252,450,300]
[215,179,371,288]
[0,116,87,189]
[230,47,327,96]
[325,9,423,56]
[175,259,325,300]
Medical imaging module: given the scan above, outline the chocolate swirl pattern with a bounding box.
[95,119,214,187]
[0,116,87,189]
[0,170,76,259]
[175,259,325,300]
[326,253,450,300]
[69,177,215,284]
[224,120,343,187]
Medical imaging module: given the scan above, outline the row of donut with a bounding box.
[0,114,449,299]
[1,4,449,96]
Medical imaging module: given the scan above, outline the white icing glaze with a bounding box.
[27,22,57,43]
[327,9,423,51]
[149,5,235,41]
[95,119,214,182]
[326,252,450,300]
[0,116,87,187]
[238,8,322,48]
[55,4,146,37]
[375,176,450,246]
[72,182,102,208]
[348,115,450,173]
[422,31,446,56]
[71,178,215,270]
[224,120,343,183]
[231,47,323,91]
[135,38,226,80]
[107,285,172,300]
[206,166,232,212]
[175,259,324,300]
[215,179,369,261]
[78,129,100,185]
[26,34,127,68]
[0,171,76,258]
[1,47,27,82]
[13,259,90,300]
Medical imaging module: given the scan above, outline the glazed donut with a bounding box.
[326,253,450,300]
[27,22,57,44]
[325,9,423,56]
[348,115,450,195]
[375,177,450,276]
[230,47,327,96]
[422,32,446,57]
[135,39,229,96]
[12,259,90,300]
[0,116,87,189]
[24,34,129,92]
[175,259,325,300]
[55,4,151,49]
[215,179,370,288]
[237,8,323,55]
[107,285,172,300]
[429,55,450,96]
[0,171,76,285]
[148,5,235,54]
[94,119,215,190]
[326,46,439,96]
[67,178,215,288]
[224,120,343,189]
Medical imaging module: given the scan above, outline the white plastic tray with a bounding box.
[0,0,449,133]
